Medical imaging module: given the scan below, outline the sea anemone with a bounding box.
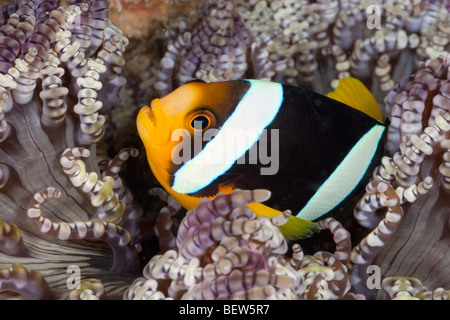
[350,52,450,299]
[0,0,449,301]
[124,189,357,300]
[150,0,450,103]
[0,0,142,299]
[125,0,450,300]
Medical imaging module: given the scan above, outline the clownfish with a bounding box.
[137,77,385,240]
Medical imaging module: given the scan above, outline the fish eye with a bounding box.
[191,115,209,130]
[187,110,216,133]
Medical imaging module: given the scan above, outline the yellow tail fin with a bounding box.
[326,77,383,122]
[248,202,317,240]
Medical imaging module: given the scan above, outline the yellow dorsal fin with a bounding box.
[247,202,317,240]
[326,77,383,122]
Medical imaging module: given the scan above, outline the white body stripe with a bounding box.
[172,80,283,194]
[297,124,385,221]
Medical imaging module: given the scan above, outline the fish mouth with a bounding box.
[137,102,169,147]
[137,105,157,144]
[143,105,157,127]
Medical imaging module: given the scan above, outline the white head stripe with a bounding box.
[297,124,385,221]
[172,80,283,194]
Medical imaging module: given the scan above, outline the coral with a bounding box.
[109,0,203,39]
[109,0,168,39]
[0,0,142,299]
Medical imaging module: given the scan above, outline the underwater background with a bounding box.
[0,0,448,300]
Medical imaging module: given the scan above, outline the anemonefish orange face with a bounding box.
[137,80,254,208]
[138,80,248,145]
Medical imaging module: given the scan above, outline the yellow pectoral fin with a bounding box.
[326,77,383,122]
[247,202,317,240]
